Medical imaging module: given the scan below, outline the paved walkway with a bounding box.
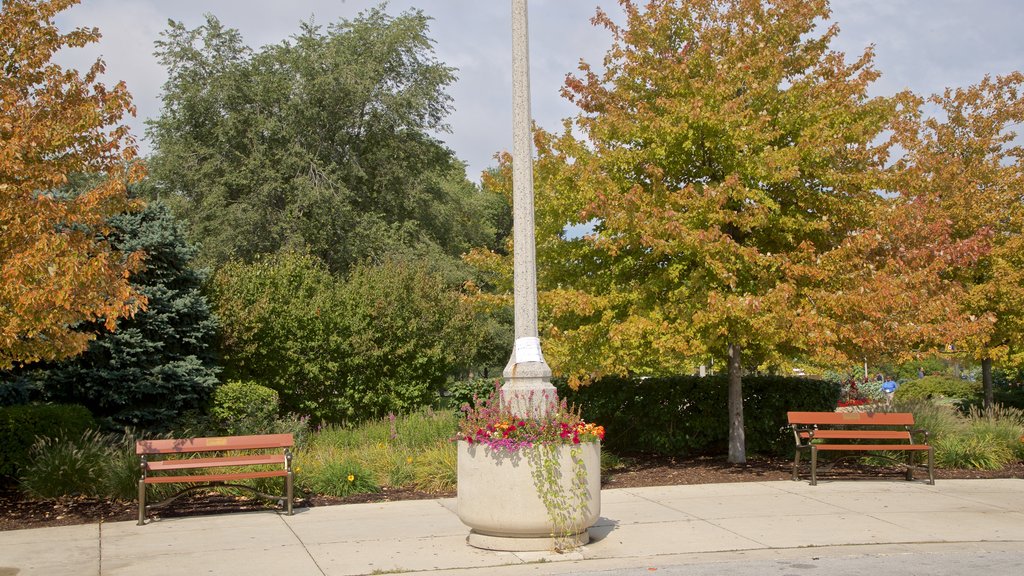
[1,478,1022,575]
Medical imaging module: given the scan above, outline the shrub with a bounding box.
[19,430,112,498]
[556,374,840,455]
[934,433,1015,470]
[895,375,979,402]
[307,460,380,497]
[213,254,479,424]
[443,377,501,410]
[411,441,457,492]
[0,404,95,479]
[210,381,280,435]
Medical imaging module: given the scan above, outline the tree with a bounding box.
[146,9,495,275]
[473,0,896,463]
[891,74,1024,409]
[1,0,145,368]
[29,200,220,430]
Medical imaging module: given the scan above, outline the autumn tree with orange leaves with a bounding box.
[472,0,899,463]
[1,0,145,369]
[895,75,1024,408]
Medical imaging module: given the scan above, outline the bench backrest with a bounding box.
[136,433,294,456]
[787,411,915,427]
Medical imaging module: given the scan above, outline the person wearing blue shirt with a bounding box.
[882,378,898,406]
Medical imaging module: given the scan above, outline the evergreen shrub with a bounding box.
[0,404,95,478]
[556,375,840,456]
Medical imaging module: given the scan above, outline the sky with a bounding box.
[52,0,1024,183]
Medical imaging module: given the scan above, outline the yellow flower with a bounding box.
[406,456,414,464]
[347,474,355,482]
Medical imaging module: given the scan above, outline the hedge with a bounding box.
[556,374,840,456]
[0,404,95,479]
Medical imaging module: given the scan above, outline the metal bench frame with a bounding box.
[787,411,934,486]
[136,433,294,525]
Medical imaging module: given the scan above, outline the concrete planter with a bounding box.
[456,440,601,551]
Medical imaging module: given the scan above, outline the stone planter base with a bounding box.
[457,440,601,551]
[467,529,589,552]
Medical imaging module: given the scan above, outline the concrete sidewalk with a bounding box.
[1,478,1022,576]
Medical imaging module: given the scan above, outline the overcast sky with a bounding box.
[53,0,1024,183]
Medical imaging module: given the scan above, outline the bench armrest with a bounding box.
[789,426,816,446]
[910,428,930,442]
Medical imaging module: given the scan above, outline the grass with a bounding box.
[295,407,459,497]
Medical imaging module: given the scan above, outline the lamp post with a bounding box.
[502,0,556,417]
[455,1,600,551]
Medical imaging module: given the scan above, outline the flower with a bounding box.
[455,388,604,452]
[347,474,355,483]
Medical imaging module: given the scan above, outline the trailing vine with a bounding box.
[525,443,592,551]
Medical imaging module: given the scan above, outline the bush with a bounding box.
[556,374,840,456]
[443,377,502,410]
[213,254,479,424]
[411,441,457,492]
[895,375,979,402]
[19,430,112,498]
[210,381,280,435]
[0,404,95,479]
[306,460,380,497]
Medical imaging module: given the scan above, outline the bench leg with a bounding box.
[810,446,818,486]
[286,470,294,515]
[792,449,801,481]
[137,479,146,526]
[927,447,935,485]
[906,450,915,481]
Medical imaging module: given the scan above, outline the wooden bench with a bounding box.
[787,411,934,486]
[137,433,294,525]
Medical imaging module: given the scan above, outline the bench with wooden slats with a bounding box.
[136,433,294,525]
[787,411,934,485]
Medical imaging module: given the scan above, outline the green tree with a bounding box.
[474,0,896,463]
[26,200,220,430]
[146,8,495,274]
[1,0,145,368]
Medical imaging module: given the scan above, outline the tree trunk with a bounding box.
[727,342,746,464]
[982,357,993,412]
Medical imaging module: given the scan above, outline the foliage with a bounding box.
[18,429,112,498]
[22,201,220,431]
[336,258,477,419]
[1,0,146,368]
[211,252,340,420]
[470,0,898,464]
[305,459,380,498]
[557,375,840,455]
[456,389,604,452]
[210,380,280,435]
[146,9,499,275]
[933,433,1016,470]
[295,408,458,497]
[895,376,980,402]
[0,403,94,478]
[410,441,457,492]
[443,377,501,410]
[892,75,1024,389]
[213,253,477,423]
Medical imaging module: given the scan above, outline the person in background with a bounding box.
[882,377,898,407]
